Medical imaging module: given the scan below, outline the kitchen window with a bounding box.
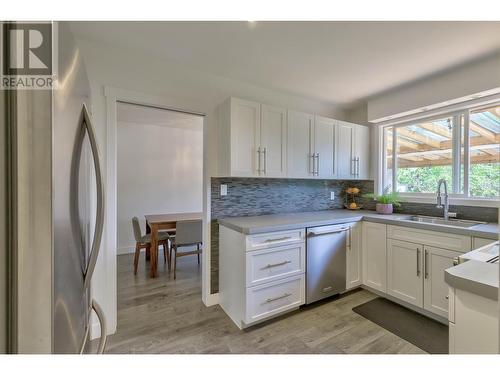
[382,102,500,200]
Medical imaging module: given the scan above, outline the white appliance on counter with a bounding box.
[458,241,499,264]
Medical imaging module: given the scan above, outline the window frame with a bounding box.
[381,101,500,206]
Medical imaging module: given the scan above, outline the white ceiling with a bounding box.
[72,21,500,106]
[117,102,203,131]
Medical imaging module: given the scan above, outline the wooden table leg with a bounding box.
[150,224,158,278]
[145,221,151,261]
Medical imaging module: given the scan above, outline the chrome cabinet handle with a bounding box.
[351,158,356,176]
[265,293,292,303]
[424,249,429,279]
[264,236,292,243]
[416,248,421,276]
[82,104,105,292]
[356,157,360,177]
[315,153,320,175]
[79,299,107,354]
[257,147,262,173]
[262,260,291,269]
[263,147,267,175]
[311,153,316,175]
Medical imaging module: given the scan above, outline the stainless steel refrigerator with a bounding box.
[3,21,106,353]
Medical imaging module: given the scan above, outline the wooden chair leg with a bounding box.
[133,243,141,275]
[173,246,177,280]
[166,240,172,271]
[197,243,200,264]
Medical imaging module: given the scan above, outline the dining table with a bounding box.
[145,212,203,278]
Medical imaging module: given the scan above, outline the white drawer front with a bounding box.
[246,229,305,251]
[246,243,305,287]
[245,275,305,324]
[387,225,471,252]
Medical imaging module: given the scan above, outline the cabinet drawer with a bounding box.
[387,225,471,252]
[246,243,305,287]
[245,274,305,324]
[246,229,305,251]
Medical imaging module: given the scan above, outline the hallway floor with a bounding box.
[96,253,425,354]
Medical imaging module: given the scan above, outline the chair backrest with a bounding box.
[175,220,202,246]
[132,217,143,242]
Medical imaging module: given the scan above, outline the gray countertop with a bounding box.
[445,260,499,301]
[218,209,499,239]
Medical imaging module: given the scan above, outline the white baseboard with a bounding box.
[203,292,219,306]
[117,245,135,255]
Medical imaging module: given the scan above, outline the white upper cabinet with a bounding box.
[337,121,370,180]
[355,124,370,179]
[218,97,369,180]
[219,97,261,177]
[287,110,314,178]
[219,98,287,177]
[337,121,355,179]
[260,105,287,177]
[314,115,337,179]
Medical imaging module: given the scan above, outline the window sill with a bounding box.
[397,194,499,208]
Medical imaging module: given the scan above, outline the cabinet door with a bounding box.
[362,222,387,293]
[423,246,462,318]
[337,121,355,179]
[287,110,314,178]
[314,115,336,178]
[354,124,370,179]
[346,221,362,289]
[472,237,496,249]
[230,98,261,176]
[387,239,423,307]
[261,105,287,177]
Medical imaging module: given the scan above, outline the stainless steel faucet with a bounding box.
[436,179,456,220]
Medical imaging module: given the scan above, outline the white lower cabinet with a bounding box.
[387,239,423,307]
[362,222,387,293]
[423,246,462,317]
[219,226,306,329]
[387,240,462,316]
[448,288,499,354]
[245,274,305,325]
[346,221,362,289]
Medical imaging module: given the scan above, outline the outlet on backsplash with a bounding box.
[330,192,335,200]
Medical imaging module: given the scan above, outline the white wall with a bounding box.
[367,52,500,122]
[117,119,203,254]
[74,34,348,337]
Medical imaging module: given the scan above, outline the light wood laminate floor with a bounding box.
[96,253,425,354]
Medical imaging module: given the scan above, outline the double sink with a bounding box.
[401,215,486,228]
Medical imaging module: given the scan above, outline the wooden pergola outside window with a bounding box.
[384,103,500,197]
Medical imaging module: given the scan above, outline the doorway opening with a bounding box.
[114,101,204,336]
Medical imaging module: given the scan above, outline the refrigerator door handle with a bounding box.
[79,299,107,354]
[82,103,105,291]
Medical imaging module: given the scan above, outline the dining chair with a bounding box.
[132,217,171,275]
[169,219,202,279]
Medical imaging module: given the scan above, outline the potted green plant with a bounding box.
[364,190,402,215]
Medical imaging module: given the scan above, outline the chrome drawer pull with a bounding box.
[264,236,292,243]
[265,293,292,303]
[262,260,292,269]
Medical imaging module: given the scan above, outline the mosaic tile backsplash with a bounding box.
[209,177,498,294]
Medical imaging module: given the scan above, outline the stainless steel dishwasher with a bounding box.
[306,224,348,304]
